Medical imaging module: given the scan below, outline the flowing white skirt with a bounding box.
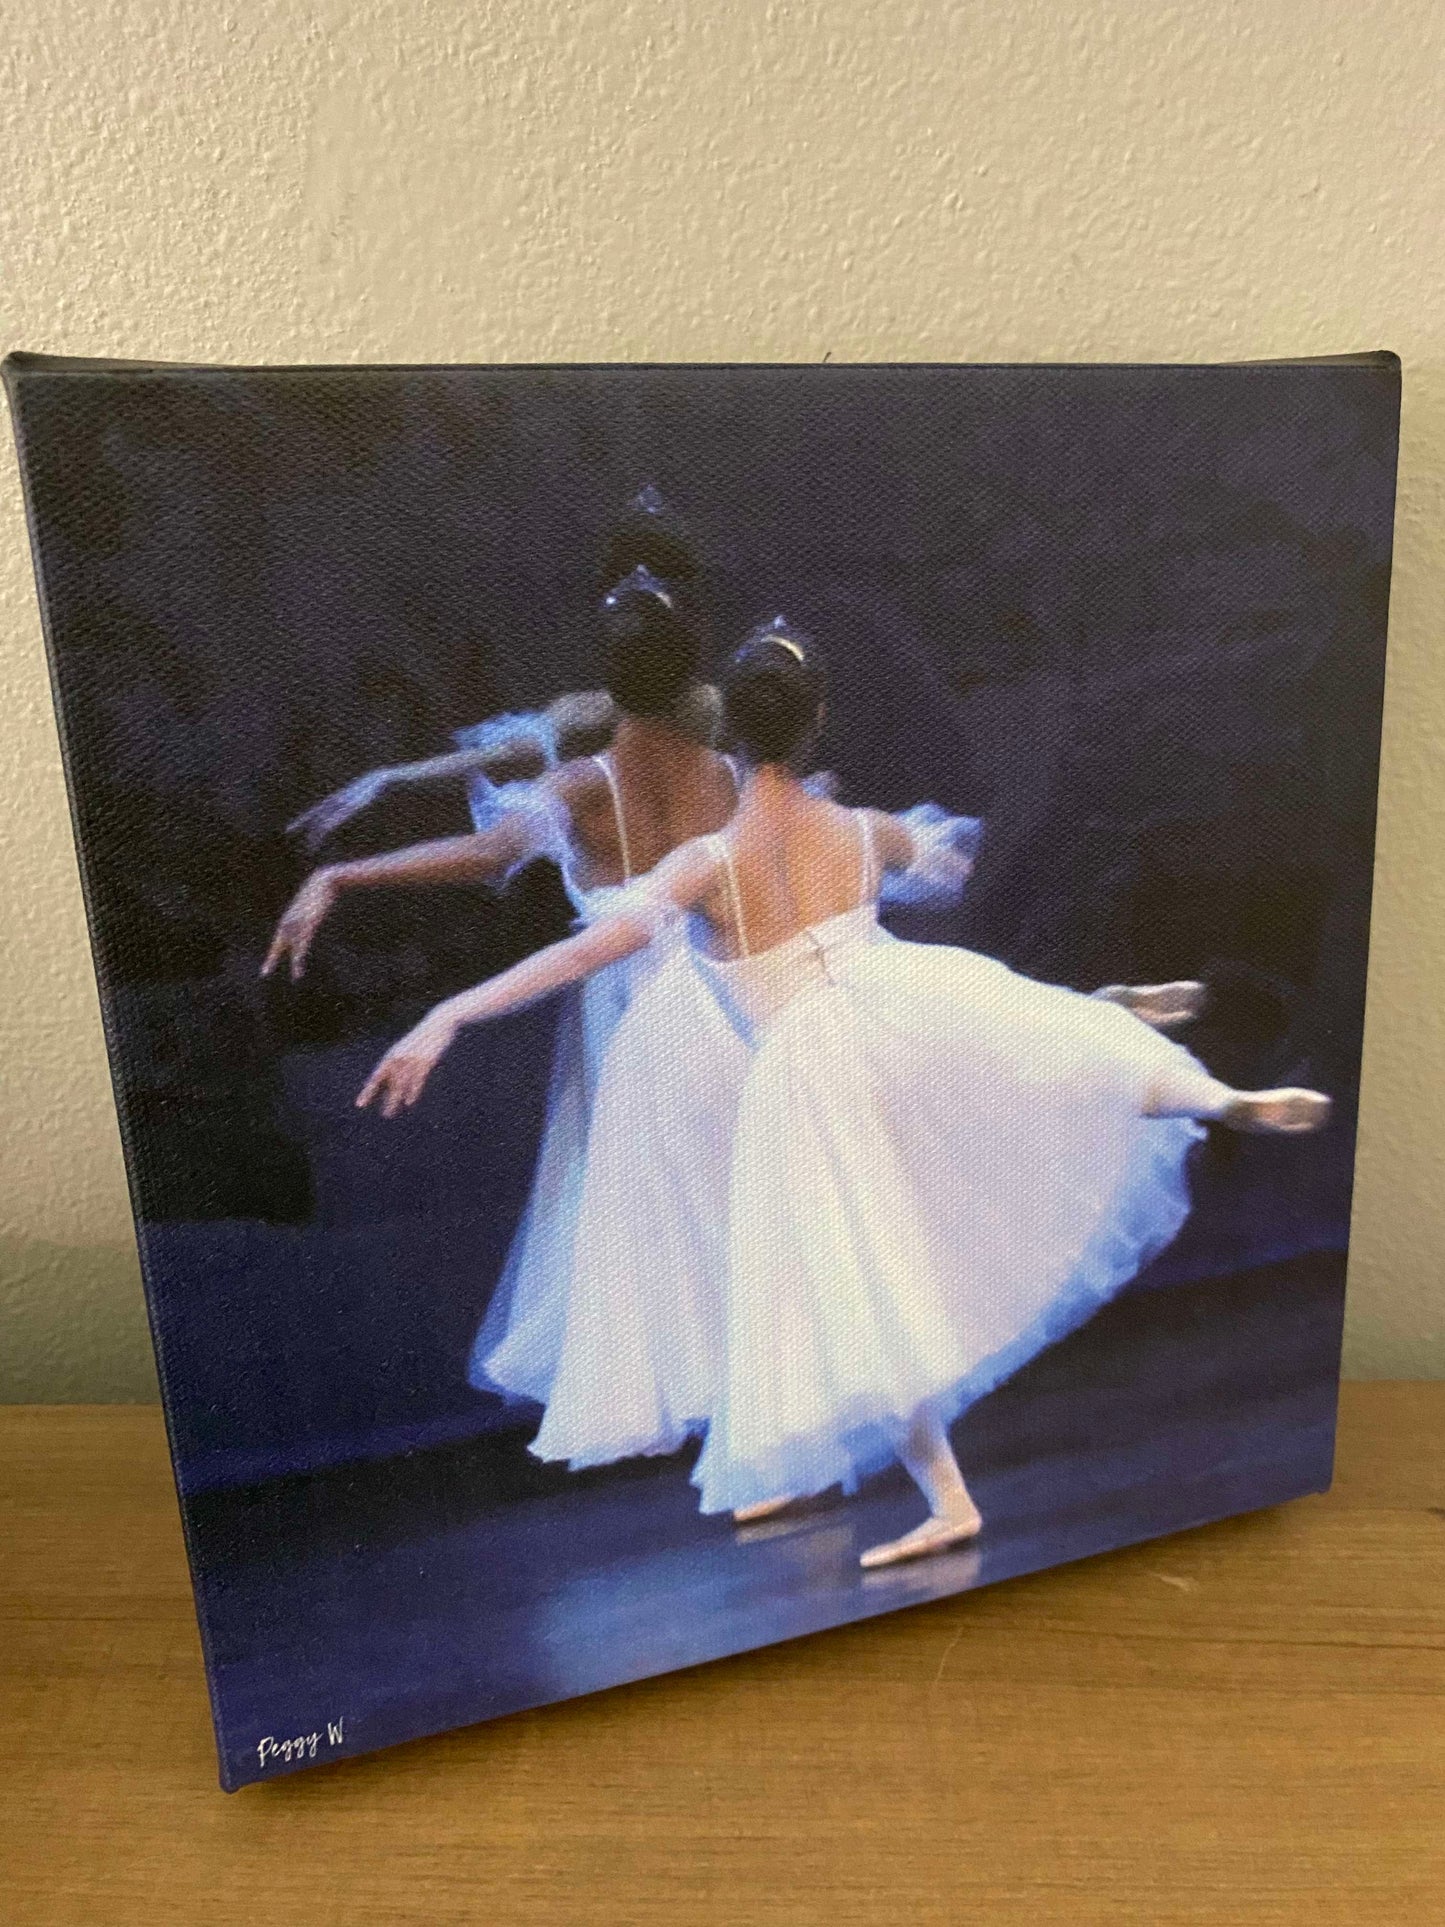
[482,921,1207,1514]
[466,957,630,1405]
[469,933,747,1436]
[691,930,1205,1512]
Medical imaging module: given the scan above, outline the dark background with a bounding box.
[9,358,1399,1492]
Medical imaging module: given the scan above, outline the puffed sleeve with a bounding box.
[453,710,560,762]
[471,777,572,883]
[879,803,984,908]
[800,769,841,800]
[455,712,560,831]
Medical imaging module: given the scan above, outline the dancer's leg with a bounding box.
[1141,1059,1331,1133]
[860,1406,983,1570]
[1142,1061,1234,1119]
[1093,980,1208,1030]
[1217,1089,1333,1133]
[898,1406,980,1523]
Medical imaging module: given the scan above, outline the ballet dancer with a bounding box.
[356,621,1330,1570]
[266,549,753,1408]
[263,488,735,987]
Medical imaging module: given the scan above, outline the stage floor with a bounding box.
[187,1250,1345,1789]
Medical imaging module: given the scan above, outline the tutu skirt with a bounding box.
[690,922,1204,1511]
[484,909,1205,1512]
[470,927,747,1433]
[472,787,1207,1517]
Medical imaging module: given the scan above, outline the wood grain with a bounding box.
[2,1385,1442,1926]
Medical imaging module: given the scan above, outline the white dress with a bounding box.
[469,754,744,1416]
[688,812,1208,1514]
[494,804,1209,1514]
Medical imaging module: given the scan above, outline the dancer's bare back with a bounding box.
[691,784,912,960]
[554,732,741,892]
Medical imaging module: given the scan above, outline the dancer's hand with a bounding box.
[287,769,394,850]
[261,869,341,980]
[356,1011,460,1117]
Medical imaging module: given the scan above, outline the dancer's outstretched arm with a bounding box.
[284,682,720,853]
[356,842,715,1117]
[262,813,542,982]
[284,691,624,852]
[284,747,542,851]
[354,917,652,1118]
[286,737,555,853]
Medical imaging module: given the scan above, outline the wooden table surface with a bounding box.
[2,1386,1442,1925]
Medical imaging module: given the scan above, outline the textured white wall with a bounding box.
[2,0,1442,1398]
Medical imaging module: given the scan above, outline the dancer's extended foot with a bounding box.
[733,1496,799,1525]
[859,1505,983,1570]
[1094,980,1209,1031]
[1220,1088,1332,1135]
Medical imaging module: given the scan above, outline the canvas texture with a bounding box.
[5,355,1400,1790]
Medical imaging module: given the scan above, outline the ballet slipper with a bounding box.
[732,1496,799,1524]
[1093,980,1209,1030]
[859,1509,983,1571]
[1220,1088,1332,1135]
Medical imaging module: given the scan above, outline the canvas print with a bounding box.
[6,354,1399,1789]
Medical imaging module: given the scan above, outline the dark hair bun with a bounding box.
[722,620,827,765]
[598,485,702,592]
[598,565,703,717]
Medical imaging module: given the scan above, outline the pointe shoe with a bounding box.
[732,1496,798,1525]
[1220,1088,1332,1135]
[1094,980,1209,1030]
[859,1510,983,1571]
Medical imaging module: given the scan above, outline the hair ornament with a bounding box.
[605,563,674,610]
[761,615,807,664]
